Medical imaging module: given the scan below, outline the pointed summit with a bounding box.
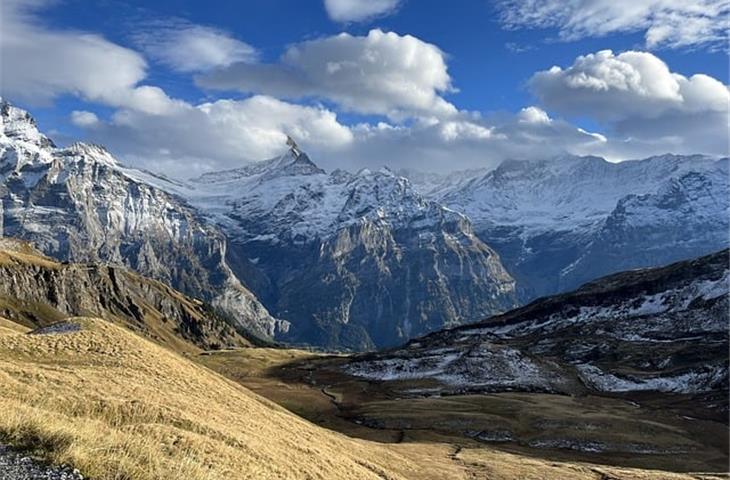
[261,141,325,180]
[0,99,55,150]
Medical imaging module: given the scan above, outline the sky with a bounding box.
[1,0,728,177]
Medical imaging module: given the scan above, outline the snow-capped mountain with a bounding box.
[0,100,283,339]
[184,149,517,350]
[408,154,729,300]
[346,249,729,409]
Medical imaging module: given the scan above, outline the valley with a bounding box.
[200,347,729,475]
[0,99,727,479]
[0,241,725,479]
[2,2,728,478]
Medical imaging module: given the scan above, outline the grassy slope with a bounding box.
[0,317,463,480]
[1,317,724,479]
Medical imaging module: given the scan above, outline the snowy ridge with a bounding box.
[0,100,283,339]
[399,153,730,300]
[345,250,729,395]
[182,146,517,349]
[186,151,469,244]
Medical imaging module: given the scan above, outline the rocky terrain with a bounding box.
[181,150,517,350]
[0,445,84,480]
[406,155,729,300]
[345,250,729,413]
[0,238,253,351]
[0,100,282,340]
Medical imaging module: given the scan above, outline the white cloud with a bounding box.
[518,106,552,124]
[0,0,181,114]
[87,96,353,175]
[132,20,257,72]
[439,120,495,142]
[495,0,729,50]
[70,110,99,127]
[530,49,729,157]
[197,29,457,119]
[63,93,611,176]
[323,0,402,22]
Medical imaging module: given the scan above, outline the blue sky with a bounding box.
[2,0,728,175]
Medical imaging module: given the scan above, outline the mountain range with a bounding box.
[405,154,729,300]
[1,98,727,350]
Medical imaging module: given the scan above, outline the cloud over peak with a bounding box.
[530,49,729,157]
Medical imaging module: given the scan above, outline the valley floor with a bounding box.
[198,348,730,479]
[0,318,727,480]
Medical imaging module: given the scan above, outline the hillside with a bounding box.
[1,317,722,480]
[0,238,254,352]
[0,317,465,480]
[346,250,729,407]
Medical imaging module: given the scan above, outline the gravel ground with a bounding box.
[0,446,84,480]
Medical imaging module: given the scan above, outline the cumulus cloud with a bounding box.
[323,0,402,23]
[0,0,181,114]
[70,110,99,127]
[495,0,729,50]
[530,50,729,156]
[197,29,457,119]
[132,20,257,72]
[517,106,552,124]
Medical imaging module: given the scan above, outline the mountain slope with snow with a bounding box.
[185,149,517,350]
[345,250,729,411]
[412,154,729,299]
[0,100,283,339]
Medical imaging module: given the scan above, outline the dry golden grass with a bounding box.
[0,317,30,335]
[456,448,728,480]
[0,318,724,479]
[0,317,464,480]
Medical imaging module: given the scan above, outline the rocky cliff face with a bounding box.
[409,154,729,300]
[346,250,729,409]
[0,238,253,351]
[186,151,517,350]
[0,100,283,339]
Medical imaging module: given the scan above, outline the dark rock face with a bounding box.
[242,210,515,350]
[190,157,517,350]
[0,239,251,350]
[345,250,729,410]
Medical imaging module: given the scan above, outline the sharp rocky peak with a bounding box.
[0,99,55,150]
[262,147,325,179]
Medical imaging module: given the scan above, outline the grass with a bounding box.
[0,317,461,480]
[1,317,726,479]
[201,348,730,478]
